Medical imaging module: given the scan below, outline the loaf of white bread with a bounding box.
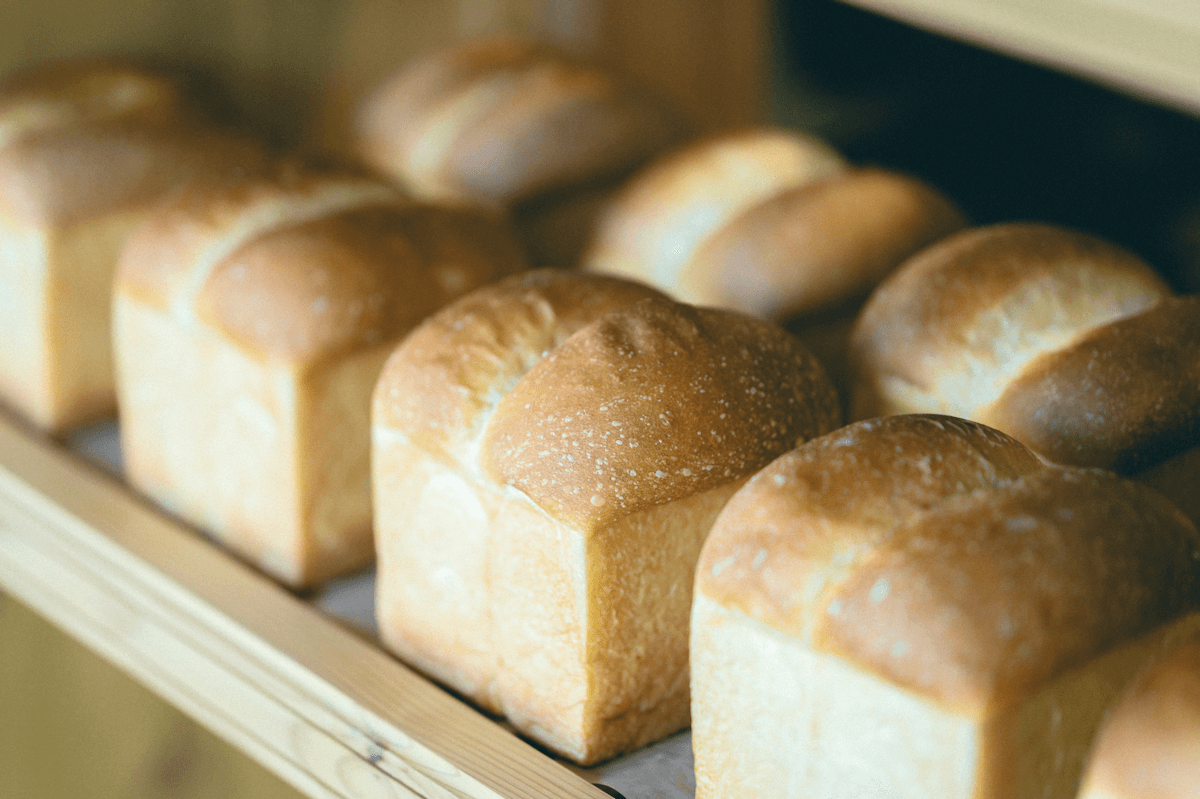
[1077,636,1200,799]
[113,158,525,587]
[583,127,967,396]
[0,56,266,433]
[371,268,841,764]
[849,222,1200,526]
[354,35,692,267]
[691,413,1200,799]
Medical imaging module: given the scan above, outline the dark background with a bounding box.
[772,0,1200,291]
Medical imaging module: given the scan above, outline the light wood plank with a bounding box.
[0,412,608,799]
[839,0,1200,116]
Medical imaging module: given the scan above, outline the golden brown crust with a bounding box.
[354,36,556,184]
[1080,638,1200,799]
[850,222,1172,422]
[115,158,402,310]
[824,468,1200,711]
[481,297,842,531]
[372,268,670,467]
[697,415,1044,634]
[697,414,1200,714]
[984,295,1200,474]
[443,68,687,204]
[355,35,691,206]
[0,56,255,228]
[197,202,526,364]
[687,167,967,319]
[584,127,847,295]
[0,122,266,227]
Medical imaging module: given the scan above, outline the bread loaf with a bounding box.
[583,128,966,398]
[691,413,1200,799]
[114,159,525,587]
[1078,637,1200,799]
[849,222,1200,525]
[371,269,840,763]
[0,57,265,433]
[354,36,692,266]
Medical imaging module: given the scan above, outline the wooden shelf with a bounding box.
[840,0,1200,116]
[0,412,618,799]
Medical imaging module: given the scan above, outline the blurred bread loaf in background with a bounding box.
[584,127,967,400]
[849,222,1200,526]
[0,56,266,434]
[353,35,693,267]
[114,157,526,587]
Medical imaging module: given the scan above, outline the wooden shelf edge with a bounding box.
[0,414,607,799]
[839,0,1200,116]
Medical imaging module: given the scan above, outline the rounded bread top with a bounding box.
[118,158,525,365]
[0,122,265,227]
[355,35,691,206]
[0,56,191,151]
[117,159,403,309]
[684,167,967,320]
[197,202,526,364]
[480,296,841,531]
[697,414,1200,714]
[584,127,847,301]
[850,222,1173,421]
[1079,637,1200,799]
[984,295,1200,475]
[373,268,670,468]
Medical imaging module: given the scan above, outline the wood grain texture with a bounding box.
[0,593,306,799]
[0,410,608,799]
[839,0,1200,116]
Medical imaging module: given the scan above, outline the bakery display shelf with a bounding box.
[840,0,1200,116]
[0,409,687,799]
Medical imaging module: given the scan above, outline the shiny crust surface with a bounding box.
[688,167,967,319]
[117,157,525,365]
[480,297,842,530]
[986,295,1200,474]
[199,203,526,363]
[697,414,1200,712]
[584,127,848,296]
[116,159,403,310]
[850,222,1172,421]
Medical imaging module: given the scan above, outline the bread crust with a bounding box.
[585,127,848,297]
[481,297,841,530]
[688,167,967,320]
[115,159,401,310]
[355,35,690,207]
[373,268,671,467]
[850,222,1171,422]
[983,295,1200,474]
